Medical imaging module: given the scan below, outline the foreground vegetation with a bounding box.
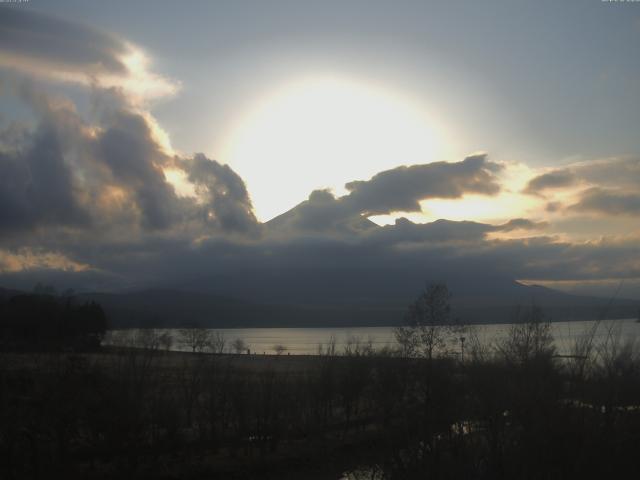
[1,328,639,478]
[1,285,640,479]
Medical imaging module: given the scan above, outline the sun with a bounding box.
[219,75,451,221]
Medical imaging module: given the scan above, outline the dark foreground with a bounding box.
[2,337,640,480]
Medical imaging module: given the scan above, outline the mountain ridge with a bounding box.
[2,282,637,328]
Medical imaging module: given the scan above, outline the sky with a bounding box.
[1,1,639,300]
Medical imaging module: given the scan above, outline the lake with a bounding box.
[105,318,640,356]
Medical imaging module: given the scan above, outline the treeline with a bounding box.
[0,288,107,352]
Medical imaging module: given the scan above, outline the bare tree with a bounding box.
[343,335,374,357]
[465,324,491,363]
[497,304,555,365]
[210,331,226,354]
[317,334,337,356]
[180,327,212,353]
[158,331,173,351]
[394,283,456,360]
[134,328,162,351]
[231,337,247,354]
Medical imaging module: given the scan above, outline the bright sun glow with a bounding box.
[370,192,540,227]
[417,161,541,224]
[220,76,452,221]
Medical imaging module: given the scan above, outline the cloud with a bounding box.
[490,235,640,282]
[268,154,503,236]
[183,153,259,234]
[524,157,640,218]
[344,154,502,216]
[497,218,549,232]
[0,94,568,293]
[523,169,576,195]
[0,9,178,102]
[365,218,497,246]
[94,110,182,230]
[5,220,633,301]
[0,248,89,274]
[568,157,640,189]
[0,11,637,300]
[362,217,548,248]
[0,8,127,75]
[570,187,640,216]
[0,113,90,235]
[0,86,258,241]
[0,142,637,297]
[0,86,636,299]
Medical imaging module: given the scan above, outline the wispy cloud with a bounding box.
[0,9,179,104]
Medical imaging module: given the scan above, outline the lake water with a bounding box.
[105,318,640,356]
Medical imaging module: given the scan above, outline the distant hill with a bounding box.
[79,289,414,328]
[2,281,637,329]
[265,198,380,234]
[79,280,639,328]
[174,267,638,324]
[0,287,22,302]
